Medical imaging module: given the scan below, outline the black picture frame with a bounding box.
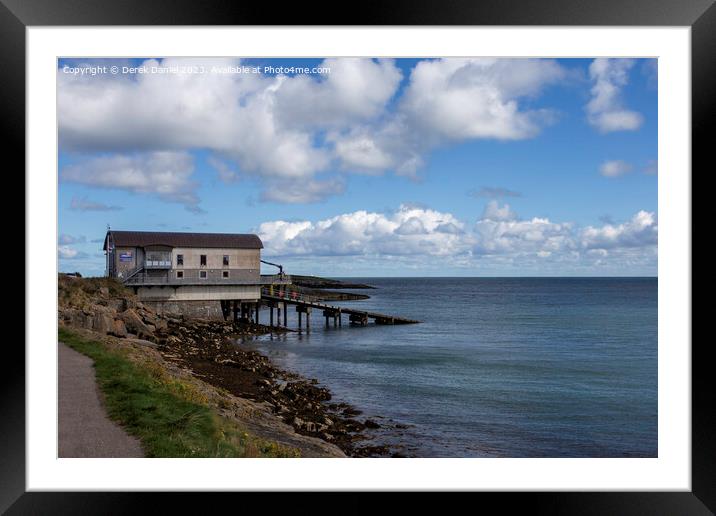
[4,0,708,512]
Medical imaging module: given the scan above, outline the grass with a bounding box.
[59,327,299,458]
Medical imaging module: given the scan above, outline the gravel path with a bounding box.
[58,342,144,458]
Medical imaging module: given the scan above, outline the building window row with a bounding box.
[175,254,231,267]
[175,270,230,279]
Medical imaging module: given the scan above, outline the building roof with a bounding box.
[104,230,263,250]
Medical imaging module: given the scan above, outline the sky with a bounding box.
[57,57,657,277]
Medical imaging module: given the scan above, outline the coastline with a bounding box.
[57,275,391,457]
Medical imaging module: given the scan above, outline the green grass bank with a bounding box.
[59,327,299,458]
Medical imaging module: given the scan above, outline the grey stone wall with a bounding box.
[144,300,225,320]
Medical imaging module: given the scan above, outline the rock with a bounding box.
[93,313,114,334]
[121,309,154,339]
[165,335,181,346]
[110,319,128,338]
[124,338,158,349]
[364,419,381,429]
[99,287,109,296]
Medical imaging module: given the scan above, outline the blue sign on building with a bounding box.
[119,252,133,262]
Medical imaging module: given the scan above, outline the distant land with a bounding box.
[290,275,376,290]
[289,275,375,300]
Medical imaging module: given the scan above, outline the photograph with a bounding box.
[56,56,658,459]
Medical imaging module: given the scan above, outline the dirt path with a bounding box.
[58,342,144,458]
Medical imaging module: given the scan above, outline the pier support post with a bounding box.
[255,302,260,325]
[296,306,311,332]
[283,302,288,326]
[270,305,274,326]
[221,300,231,320]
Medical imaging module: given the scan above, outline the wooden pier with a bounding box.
[258,286,419,330]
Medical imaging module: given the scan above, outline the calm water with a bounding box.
[245,278,657,457]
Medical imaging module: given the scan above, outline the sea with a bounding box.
[244,277,657,458]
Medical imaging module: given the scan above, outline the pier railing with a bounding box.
[261,286,320,304]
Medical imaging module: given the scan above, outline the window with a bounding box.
[177,254,183,266]
[222,271,229,279]
[223,255,230,266]
[176,270,184,279]
[200,254,207,266]
[199,270,207,279]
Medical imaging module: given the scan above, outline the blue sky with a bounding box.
[57,57,657,277]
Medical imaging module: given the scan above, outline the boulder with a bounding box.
[110,319,128,338]
[121,309,154,339]
[93,313,114,334]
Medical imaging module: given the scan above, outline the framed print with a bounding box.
[5,0,710,512]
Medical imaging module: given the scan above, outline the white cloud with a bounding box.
[59,234,86,245]
[331,58,566,175]
[59,58,569,203]
[401,58,564,141]
[273,58,402,128]
[259,205,468,257]
[58,57,402,203]
[58,246,87,259]
[259,204,656,270]
[61,151,201,211]
[600,159,633,177]
[580,210,657,250]
[587,58,643,132]
[473,216,574,256]
[481,200,518,221]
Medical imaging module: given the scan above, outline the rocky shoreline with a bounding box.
[157,322,391,456]
[57,274,397,457]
